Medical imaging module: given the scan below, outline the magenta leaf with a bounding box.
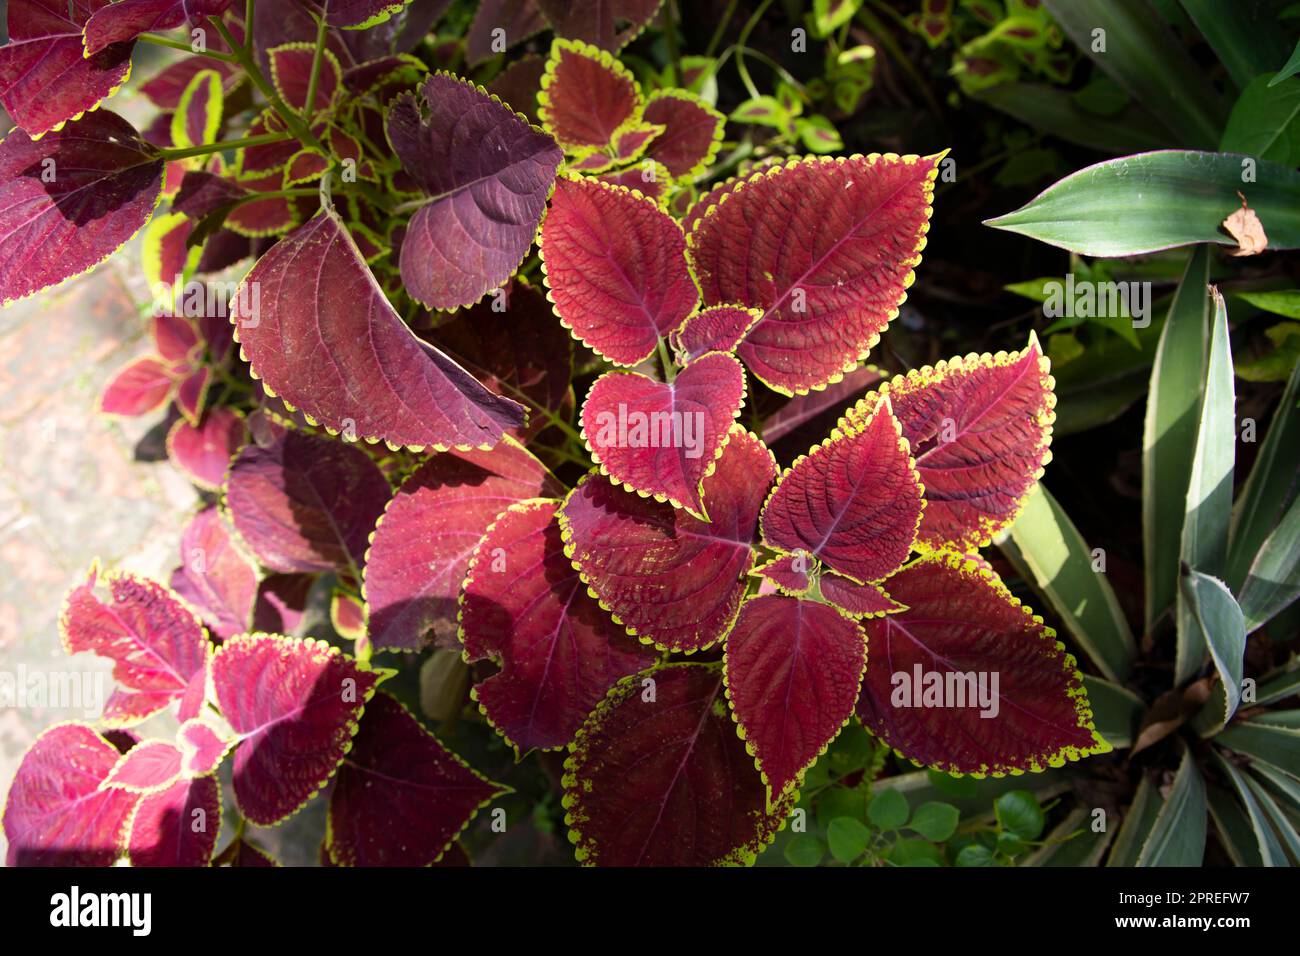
[231,206,525,449]
[818,572,905,617]
[581,352,745,518]
[99,356,176,417]
[467,0,547,65]
[251,573,314,634]
[540,176,699,365]
[127,776,222,867]
[169,506,258,640]
[538,38,641,150]
[459,500,656,753]
[725,595,866,800]
[102,740,183,792]
[327,693,507,866]
[211,633,379,825]
[225,429,391,575]
[178,718,234,776]
[363,439,561,651]
[688,153,939,394]
[857,554,1110,774]
[269,43,342,113]
[3,724,140,866]
[83,0,232,56]
[845,336,1055,552]
[561,427,776,652]
[671,305,762,363]
[387,72,563,309]
[642,89,725,179]
[61,565,210,724]
[0,111,164,307]
[538,0,662,51]
[752,553,812,596]
[0,0,132,138]
[167,406,248,490]
[563,663,793,866]
[760,399,922,583]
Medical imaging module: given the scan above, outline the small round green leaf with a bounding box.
[909,801,960,842]
[995,790,1046,841]
[827,817,872,863]
[783,834,826,867]
[867,788,910,830]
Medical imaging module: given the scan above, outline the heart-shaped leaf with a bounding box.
[178,718,234,776]
[581,352,746,517]
[61,565,210,725]
[83,0,232,56]
[671,305,762,363]
[562,663,793,866]
[387,72,563,309]
[169,506,258,640]
[459,500,656,753]
[845,335,1054,552]
[102,740,183,792]
[643,89,725,179]
[0,111,164,307]
[212,633,379,825]
[725,595,867,801]
[2,724,140,866]
[687,153,939,395]
[561,426,775,652]
[225,429,392,575]
[856,554,1110,775]
[760,399,923,583]
[538,0,662,52]
[127,775,222,867]
[540,176,699,365]
[231,207,526,449]
[99,356,176,417]
[0,0,133,138]
[327,693,507,866]
[363,438,561,652]
[818,572,905,617]
[752,553,812,595]
[538,38,641,150]
[167,406,248,490]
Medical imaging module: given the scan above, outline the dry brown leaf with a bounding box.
[1223,191,1268,256]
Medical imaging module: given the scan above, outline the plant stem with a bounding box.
[657,338,677,383]
[734,0,777,101]
[705,0,739,59]
[158,131,293,160]
[139,32,237,62]
[661,0,682,85]
[303,12,329,124]
[243,0,255,51]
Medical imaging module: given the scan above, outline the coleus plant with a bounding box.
[1,0,1110,867]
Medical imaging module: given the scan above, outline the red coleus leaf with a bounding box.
[761,399,922,583]
[610,121,662,163]
[2,724,139,866]
[61,565,210,724]
[845,336,1055,552]
[466,0,548,66]
[178,718,234,776]
[225,429,391,575]
[363,438,561,652]
[387,72,563,310]
[269,43,342,114]
[224,170,301,236]
[642,90,725,179]
[538,38,641,151]
[459,500,656,753]
[251,573,313,634]
[752,553,812,596]
[327,693,507,866]
[167,406,248,490]
[326,0,414,28]
[856,554,1110,775]
[127,775,222,867]
[561,427,776,652]
[171,67,223,150]
[169,506,258,640]
[486,52,546,122]
[215,837,278,866]
[687,153,939,395]
[725,595,867,801]
[0,111,164,307]
[212,633,379,825]
[562,663,793,866]
[818,572,905,617]
[83,0,232,56]
[174,366,212,425]
[540,176,698,365]
[538,0,662,52]
[102,740,183,792]
[0,0,132,138]
[670,305,762,363]
[231,207,525,449]
[581,352,745,518]
[99,356,176,417]
[330,590,366,640]
[592,163,670,202]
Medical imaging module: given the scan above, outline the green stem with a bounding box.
[657,338,677,383]
[139,32,237,62]
[158,131,292,160]
[734,0,776,101]
[660,0,682,86]
[705,0,739,59]
[303,12,329,124]
[243,0,255,52]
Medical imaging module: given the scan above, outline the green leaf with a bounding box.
[1236,322,1300,383]
[816,786,867,829]
[1143,246,1210,630]
[1082,675,1146,750]
[977,83,1173,155]
[1176,289,1236,685]
[954,844,997,866]
[1179,567,1247,731]
[826,816,872,863]
[813,0,864,36]
[1042,0,1227,147]
[1216,719,1300,779]
[1001,482,1136,682]
[994,790,1045,841]
[1238,494,1300,632]
[1024,807,1114,866]
[1136,745,1207,865]
[1106,774,1163,866]
[1273,37,1300,86]
[985,151,1300,257]
[925,769,979,801]
[1227,357,1300,592]
[730,96,788,128]
[1256,659,1300,706]
[1242,772,1300,862]
[1206,784,1264,866]
[909,801,960,842]
[1236,289,1300,318]
[797,116,843,154]
[866,788,910,830]
[1211,751,1290,864]
[889,837,943,866]
[783,834,826,867]
[1220,76,1300,166]
[1179,0,1292,92]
